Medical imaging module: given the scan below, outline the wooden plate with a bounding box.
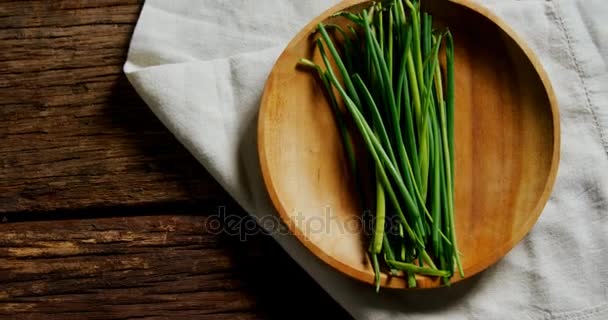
[257,0,560,289]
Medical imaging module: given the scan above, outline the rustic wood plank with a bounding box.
[0,2,352,319]
[0,212,351,320]
[0,0,226,213]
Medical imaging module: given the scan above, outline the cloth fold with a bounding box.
[124,1,608,319]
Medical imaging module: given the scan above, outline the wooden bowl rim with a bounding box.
[257,0,561,289]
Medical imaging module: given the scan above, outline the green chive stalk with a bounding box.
[297,0,461,290]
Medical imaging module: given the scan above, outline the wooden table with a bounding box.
[0,1,351,319]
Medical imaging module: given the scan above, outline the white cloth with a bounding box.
[124,0,608,319]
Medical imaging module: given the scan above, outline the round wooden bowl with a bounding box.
[258,0,560,289]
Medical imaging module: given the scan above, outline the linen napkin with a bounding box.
[123,0,608,319]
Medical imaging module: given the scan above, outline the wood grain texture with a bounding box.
[258,0,560,289]
[0,212,351,320]
[0,0,225,213]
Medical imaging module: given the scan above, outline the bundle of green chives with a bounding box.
[298,0,463,290]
